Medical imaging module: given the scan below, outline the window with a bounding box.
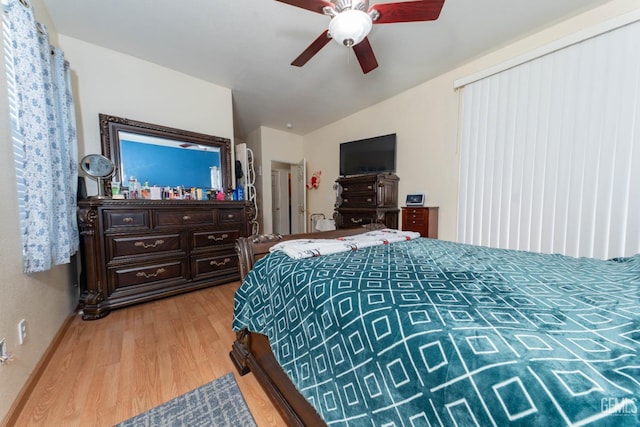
[3,0,78,272]
[457,18,640,259]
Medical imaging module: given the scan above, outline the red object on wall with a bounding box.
[307,170,321,189]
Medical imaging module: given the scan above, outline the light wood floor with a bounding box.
[12,282,286,426]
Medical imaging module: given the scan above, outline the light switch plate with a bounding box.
[18,319,27,345]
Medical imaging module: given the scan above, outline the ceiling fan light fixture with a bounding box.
[328,9,372,47]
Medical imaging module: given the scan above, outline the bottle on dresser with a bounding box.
[127,176,139,199]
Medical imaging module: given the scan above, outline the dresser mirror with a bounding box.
[99,113,232,194]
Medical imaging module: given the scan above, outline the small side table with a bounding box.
[401,207,438,238]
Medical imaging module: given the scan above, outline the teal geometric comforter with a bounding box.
[232,238,640,426]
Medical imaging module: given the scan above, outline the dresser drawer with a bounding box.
[335,174,398,210]
[338,212,376,228]
[403,209,427,219]
[103,210,150,232]
[403,218,426,230]
[107,233,185,262]
[403,212,427,225]
[78,199,249,319]
[154,210,215,227]
[341,194,377,208]
[401,207,438,239]
[192,229,239,250]
[192,252,239,280]
[340,182,376,194]
[218,209,244,224]
[107,259,189,292]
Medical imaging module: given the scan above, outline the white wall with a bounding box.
[1,0,637,422]
[254,127,304,234]
[58,34,234,195]
[0,4,235,422]
[304,0,640,242]
[304,79,459,239]
[0,0,76,421]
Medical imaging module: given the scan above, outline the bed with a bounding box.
[230,229,640,426]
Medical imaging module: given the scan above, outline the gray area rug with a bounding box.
[115,373,257,427]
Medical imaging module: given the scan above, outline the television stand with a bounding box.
[333,173,399,229]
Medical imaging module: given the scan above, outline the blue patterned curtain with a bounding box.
[3,0,79,273]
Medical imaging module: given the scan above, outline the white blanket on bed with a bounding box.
[269,228,421,259]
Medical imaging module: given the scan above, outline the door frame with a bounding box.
[270,159,306,235]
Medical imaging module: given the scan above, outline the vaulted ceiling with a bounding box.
[43,0,611,137]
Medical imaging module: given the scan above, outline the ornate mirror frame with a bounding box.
[99,113,232,194]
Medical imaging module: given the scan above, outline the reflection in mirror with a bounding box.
[118,132,222,189]
[99,114,232,194]
[80,153,114,178]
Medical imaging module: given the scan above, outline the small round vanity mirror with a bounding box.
[80,154,115,198]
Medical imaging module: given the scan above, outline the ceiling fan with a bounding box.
[278,0,446,74]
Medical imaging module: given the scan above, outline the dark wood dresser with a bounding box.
[334,173,399,229]
[77,199,252,320]
[401,206,439,238]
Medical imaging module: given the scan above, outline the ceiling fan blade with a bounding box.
[291,30,332,67]
[372,0,445,24]
[275,0,334,14]
[352,37,378,74]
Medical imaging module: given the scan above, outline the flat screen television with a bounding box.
[340,133,396,176]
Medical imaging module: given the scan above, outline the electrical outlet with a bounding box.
[18,319,27,345]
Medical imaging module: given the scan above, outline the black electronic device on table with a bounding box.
[405,193,425,206]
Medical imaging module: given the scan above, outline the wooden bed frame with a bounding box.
[229,228,371,426]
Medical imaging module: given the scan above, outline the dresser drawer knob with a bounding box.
[227,213,235,219]
[208,233,229,241]
[210,258,231,267]
[136,268,166,279]
[134,239,165,249]
[182,215,191,221]
[367,198,372,202]
[343,198,349,203]
[122,217,134,224]
[350,218,363,224]
[367,185,373,190]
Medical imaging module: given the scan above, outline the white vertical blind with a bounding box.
[458,20,640,259]
[2,6,26,234]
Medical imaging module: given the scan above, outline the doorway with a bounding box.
[271,159,306,235]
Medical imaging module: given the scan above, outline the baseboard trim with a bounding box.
[1,313,76,427]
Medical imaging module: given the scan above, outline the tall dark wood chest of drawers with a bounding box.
[401,206,439,238]
[77,199,252,320]
[334,173,399,229]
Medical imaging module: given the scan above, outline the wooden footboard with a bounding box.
[230,229,371,426]
[230,329,325,426]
